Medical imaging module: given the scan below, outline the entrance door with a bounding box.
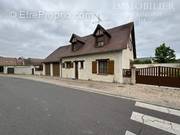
[45,64,50,76]
[75,62,78,79]
[32,68,34,75]
[53,63,60,77]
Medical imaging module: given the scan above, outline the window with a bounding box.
[80,61,84,69]
[35,65,43,71]
[72,43,82,51]
[96,35,104,47]
[62,63,65,68]
[98,60,108,74]
[66,62,72,68]
[97,41,104,47]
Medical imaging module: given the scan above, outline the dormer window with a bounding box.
[69,34,84,51]
[96,35,104,47]
[97,41,104,47]
[93,24,111,48]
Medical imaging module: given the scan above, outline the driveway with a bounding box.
[0,76,180,135]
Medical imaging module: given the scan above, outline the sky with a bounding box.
[0,0,179,59]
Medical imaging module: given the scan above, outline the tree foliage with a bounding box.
[154,43,176,63]
[133,59,152,64]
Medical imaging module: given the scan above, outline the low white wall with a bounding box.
[4,66,34,75]
[134,63,180,68]
[15,66,33,75]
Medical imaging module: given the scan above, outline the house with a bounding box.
[0,57,18,73]
[43,22,136,83]
[0,56,44,75]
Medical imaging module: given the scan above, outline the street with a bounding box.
[0,76,180,135]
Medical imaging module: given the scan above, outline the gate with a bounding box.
[136,66,180,88]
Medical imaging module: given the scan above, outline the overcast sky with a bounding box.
[0,0,179,59]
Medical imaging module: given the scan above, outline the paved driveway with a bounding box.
[0,77,179,135]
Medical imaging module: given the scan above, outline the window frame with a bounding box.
[62,63,65,68]
[96,35,105,47]
[98,60,108,74]
[66,61,72,69]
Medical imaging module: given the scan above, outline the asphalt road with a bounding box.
[0,76,179,135]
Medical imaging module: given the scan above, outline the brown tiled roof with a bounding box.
[30,58,43,66]
[0,57,44,66]
[0,57,18,66]
[24,58,44,66]
[44,22,136,63]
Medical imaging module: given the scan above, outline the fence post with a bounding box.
[131,67,136,85]
[158,66,160,86]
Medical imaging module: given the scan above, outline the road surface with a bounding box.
[0,76,180,135]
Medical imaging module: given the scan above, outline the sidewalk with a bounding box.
[1,74,180,110]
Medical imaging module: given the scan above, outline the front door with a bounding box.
[75,62,78,79]
[45,64,50,76]
[32,68,34,75]
[53,63,60,77]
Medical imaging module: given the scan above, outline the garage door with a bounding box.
[0,66,4,73]
[45,64,50,76]
[7,68,14,74]
[53,63,60,77]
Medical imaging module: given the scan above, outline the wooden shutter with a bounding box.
[92,61,97,74]
[108,60,114,74]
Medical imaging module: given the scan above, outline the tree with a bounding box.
[133,59,152,64]
[154,43,176,63]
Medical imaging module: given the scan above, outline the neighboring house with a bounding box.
[0,57,44,75]
[43,22,136,83]
[0,57,18,73]
[24,58,44,75]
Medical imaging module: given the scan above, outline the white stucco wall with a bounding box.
[15,66,34,74]
[50,63,53,76]
[4,66,34,75]
[59,62,62,77]
[61,51,124,83]
[42,63,45,75]
[122,41,134,69]
[3,66,7,74]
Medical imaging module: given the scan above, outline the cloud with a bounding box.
[0,0,179,59]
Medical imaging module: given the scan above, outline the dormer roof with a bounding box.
[69,34,84,44]
[93,24,111,38]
